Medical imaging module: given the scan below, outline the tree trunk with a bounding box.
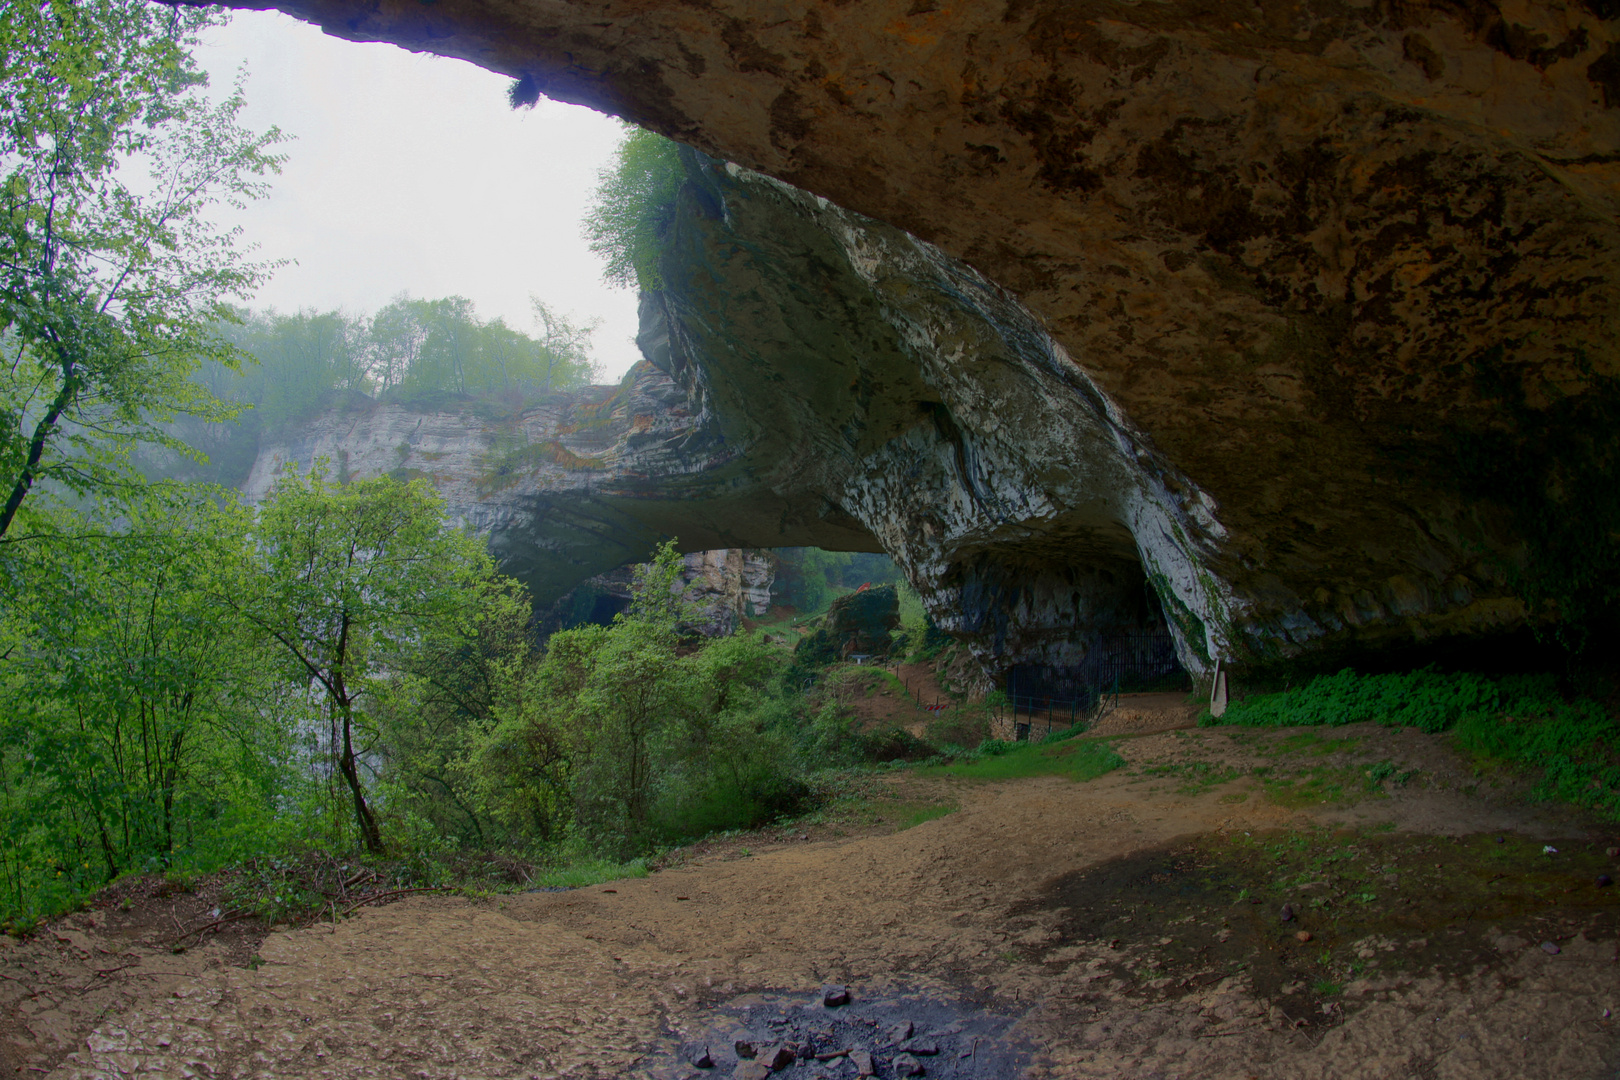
[334,692,384,854]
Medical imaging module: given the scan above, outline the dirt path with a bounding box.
[27,725,1620,1079]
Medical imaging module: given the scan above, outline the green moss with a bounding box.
[1149,571,1210,663]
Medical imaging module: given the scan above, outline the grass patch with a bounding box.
[1138,759,1245,796]
[1204,668,1620,820]
[528,856,649,890]
[898,802,959,828]
[924,737,1125,783]
[1259,765,1364,809]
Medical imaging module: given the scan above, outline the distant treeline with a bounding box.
[208,295,601,427]
[151,296,603,486]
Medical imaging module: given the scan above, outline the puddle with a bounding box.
[645,985,1029,1079]
[1009,828,1620,1026]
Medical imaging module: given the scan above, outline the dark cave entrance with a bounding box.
[1004,627,1186,715]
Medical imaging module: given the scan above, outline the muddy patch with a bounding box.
[1009,828,1620,1031]
[647,985,1029,1079]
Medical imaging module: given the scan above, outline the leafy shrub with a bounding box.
[1203,668,1499,733]
[582,126,687,290]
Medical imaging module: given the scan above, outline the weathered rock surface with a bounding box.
[543,547,776,637]
[233,0,1619,677]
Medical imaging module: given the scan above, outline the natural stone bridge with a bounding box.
[238,0,1619,683]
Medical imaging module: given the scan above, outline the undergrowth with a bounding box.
[923,730,1125,783]
[1203,668,1620,819]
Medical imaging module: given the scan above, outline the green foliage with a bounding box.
[0,488,315,928]
[0,0,285,539]
[1205,667,1620,819]
[582,127,687,291]
[239,463,500,853]
[1203,668,1499,734]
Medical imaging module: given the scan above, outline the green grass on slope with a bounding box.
[923,736,1125,783]
[1203,668,1620,819]
[527,856,650,889]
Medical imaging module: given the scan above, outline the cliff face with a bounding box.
[239,0,1619,678]
[242,372,871,605]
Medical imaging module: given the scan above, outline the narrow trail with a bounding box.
[21,724,1620,1079]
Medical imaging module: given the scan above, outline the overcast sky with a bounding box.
[194,10,645,381]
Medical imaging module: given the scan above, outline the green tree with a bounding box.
[0,0,285,540]
[0,487,298,922]
[241,464,498,854]
[582,126,686,291]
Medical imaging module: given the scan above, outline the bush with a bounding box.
[1203,667,1499,733]
[582,127,687,290]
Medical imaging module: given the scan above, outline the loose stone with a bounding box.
[823,985,851,1008]
[849,1049,875,1076]
[893,1052,925,1076]
[759,1044,794,1070]
[735,1035,758,1059]
[732,1064,771,1080]
[1540,941,1561,955]
[690,1045,714,1068]
[1280,904,1295,923]
[1295,931,1312,943]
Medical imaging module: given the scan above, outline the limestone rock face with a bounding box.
[242,372,870,605]
[676,548,777,637]
[541,548,777,637]
[238,0,1620,673]
[246,149,1603,682]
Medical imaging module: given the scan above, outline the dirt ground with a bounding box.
[13,722,1620,1079]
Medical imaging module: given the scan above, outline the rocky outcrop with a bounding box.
[539,548,776,637]
[675,548,776,636]
[247,147,1611,684]
[239,0,1620,680]
[795,586,901,665]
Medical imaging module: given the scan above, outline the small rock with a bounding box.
[822,985,851,1008]
[1540,941,1561,955]
[893,1053,925,1077]
[1607,847,1619,858]
[732,1064,771,1080]
[890,1019,914,1043]
[1496,836,1505,844]
[1295,930,1313,943]
[1543,845,1558,855]
[902,1039,939,1056]
[759,1045,795,1070]
[1280,904,1295,923]
[849,1049,875,1076]
[1598,874,1613,888]
[735,1035,759,1059]
[690,1045,714,1068]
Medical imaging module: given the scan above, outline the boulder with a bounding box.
[795,587,900,665]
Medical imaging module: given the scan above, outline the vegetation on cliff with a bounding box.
[582,126,685,291]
